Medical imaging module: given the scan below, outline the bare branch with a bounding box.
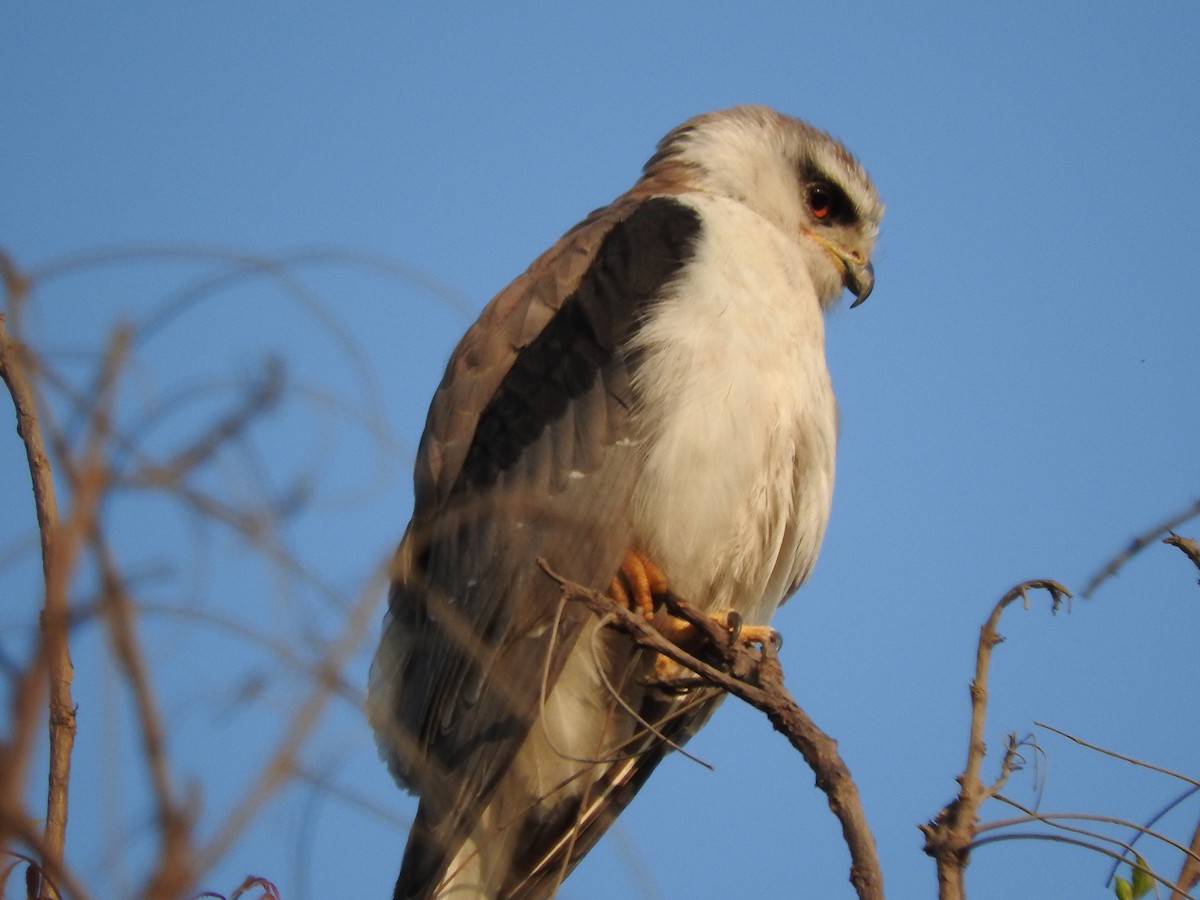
[129,358,284,486]
[93,536,196,899]
[537,559,884,900]
[0,253,108,895]
[921,579,1072,900]
[0,261,65,840]
[0,255,57,588]
[1082,499,1200,597]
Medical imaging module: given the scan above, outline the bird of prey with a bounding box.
[368,104,883,900]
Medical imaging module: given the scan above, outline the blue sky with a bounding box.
[3,4,1199,899]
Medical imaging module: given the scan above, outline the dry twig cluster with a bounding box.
[0,247,401,899]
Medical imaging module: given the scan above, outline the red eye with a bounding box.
[809,184,833,219]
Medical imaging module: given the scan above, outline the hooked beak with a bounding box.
[844,256,874,308]
[802,227,875,308]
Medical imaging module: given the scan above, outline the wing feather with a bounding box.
[368,195,703,898]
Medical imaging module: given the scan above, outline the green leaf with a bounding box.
[1131,854,1154,898]
[1114,876,1132,900]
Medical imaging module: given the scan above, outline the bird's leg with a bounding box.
[609,550,699,690]
[609,549,668,621]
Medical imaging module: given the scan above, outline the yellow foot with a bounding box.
[609,549,668,620]
[655,606,779,653]
[608,552,781,693]
[652,608,781,689]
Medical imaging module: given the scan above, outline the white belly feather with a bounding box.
[629,193,838,624]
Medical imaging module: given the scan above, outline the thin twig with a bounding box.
[985,796,1200,868]
[1035,720,1200,899]
[94,537,196,899]
[537,559,884,900]
[983,794,1198,900]
[1082,500,1200,597]
[130,358,284,485]
[1034,722,1200,788]
[133,602,362,703]
[969,831,1195,899]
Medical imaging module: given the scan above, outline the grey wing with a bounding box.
[367,195,703,896]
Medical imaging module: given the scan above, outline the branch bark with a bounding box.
[0,255,79,896]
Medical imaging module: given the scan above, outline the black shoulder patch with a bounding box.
[457,197,701,492]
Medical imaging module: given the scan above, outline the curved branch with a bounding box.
[537,559,884,900]
[985,795,1200,870]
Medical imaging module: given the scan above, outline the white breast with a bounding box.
[628,193,838,624]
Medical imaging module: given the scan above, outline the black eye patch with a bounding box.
[806,179,857,226]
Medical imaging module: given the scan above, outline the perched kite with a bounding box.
[368,104,883,899]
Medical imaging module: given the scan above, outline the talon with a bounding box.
[609,555,782,671]
[738,624,780,649]
[707,609,780,650]
[723,610,743,641]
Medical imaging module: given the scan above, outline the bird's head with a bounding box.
[639,104,883,310]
